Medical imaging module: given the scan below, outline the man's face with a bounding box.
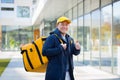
[57,21,70,34]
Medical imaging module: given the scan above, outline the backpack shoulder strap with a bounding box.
[54,34,63,44]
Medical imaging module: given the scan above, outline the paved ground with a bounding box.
[0,51,120,80]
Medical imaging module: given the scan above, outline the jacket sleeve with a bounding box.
[42,35,63,57]
[71,39,80,55]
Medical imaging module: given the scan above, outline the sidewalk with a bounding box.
[0,51,120,80]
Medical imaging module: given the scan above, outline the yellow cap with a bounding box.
[57,16,71,24]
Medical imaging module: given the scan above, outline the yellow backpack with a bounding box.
[20,36,48,73]
[20,34,64,73]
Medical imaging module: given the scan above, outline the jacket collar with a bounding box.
[50,28,72,44]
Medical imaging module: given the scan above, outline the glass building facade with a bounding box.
[61,0,120,75]
[0,0,120,76]
[1,26,33,51]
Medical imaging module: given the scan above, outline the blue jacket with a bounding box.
[42,28,80,80]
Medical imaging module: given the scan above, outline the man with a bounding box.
[42,16,80,80]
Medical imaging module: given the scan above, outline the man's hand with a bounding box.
[61,43,67,50]
[75,41,80,50]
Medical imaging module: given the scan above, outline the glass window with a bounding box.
[1,0,14,3]
[2,26,19,50]
[1,26,33,51]
[78,16,83,62]
[113,1,120,75]
[17,6,30,18]
[71,19,77,41]
[0,26,2,50]
[73,6,77,20]
[83,14,91,65]
[19,26,33,45]
[100,5,112,73]
[68,9,72,35]
[71,5,78,42]
[68,9,72,20]
[91,10,100,68]
[71,19,78,61]
[43,21,52,36]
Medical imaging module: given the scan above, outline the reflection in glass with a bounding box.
[113,1,120,75]
[71,6,77,42]
[68,10,72,36]
[0,26,2,50]
[72,19,78,61]
[101,5,112,73]
[84,14,91,65]
[68,10,72,20]
[19,26,33,45]
[78,17,83,62]
[71,19,77,42]
[17,6,30,18]
[2,26,33,51]
[73,6,77,20]
[2,26,19,50]
[91,10,100,68]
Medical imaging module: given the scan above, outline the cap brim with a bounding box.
[57,20,71,24]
